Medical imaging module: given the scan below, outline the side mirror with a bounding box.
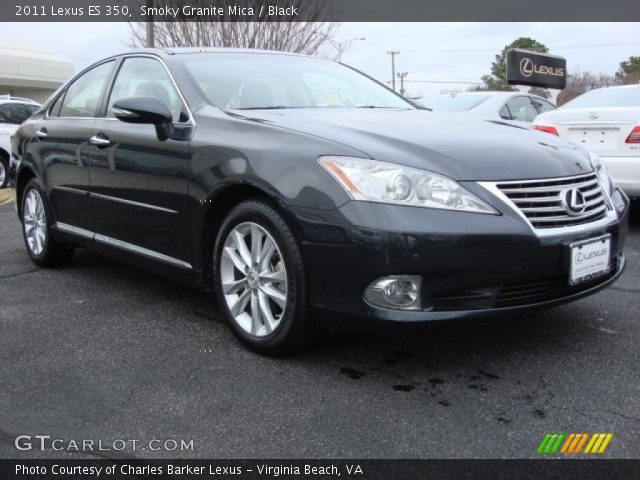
[112,96,173,141]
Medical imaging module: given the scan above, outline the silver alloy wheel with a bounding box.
[23,189,47,255]
[0,161,5,186]
[220,222,288,337]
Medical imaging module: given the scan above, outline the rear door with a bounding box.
[87,56,192,268]
[30,60,115,230]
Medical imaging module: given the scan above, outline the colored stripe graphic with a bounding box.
[537,433,565,454]
[539,433,613,454]
[585,433,614,454]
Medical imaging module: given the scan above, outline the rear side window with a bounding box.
[502,96,539,122]
[532,98,556,114]
[0,103,38,124]
[58,61,114,118]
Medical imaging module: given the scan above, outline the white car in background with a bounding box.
[0,95,40,188]
[422,91,556,128]
[533,84,640,198]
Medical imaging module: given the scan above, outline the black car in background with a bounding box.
[11,48,629,354]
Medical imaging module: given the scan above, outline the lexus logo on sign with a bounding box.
[506,49,567,89]
[562,188,587,216]
[520,58,534,77]
[518,57,563,78]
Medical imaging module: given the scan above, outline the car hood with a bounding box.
[226,108,593,181]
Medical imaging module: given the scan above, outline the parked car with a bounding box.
[12,49,629,354]
[422,91,556,128]
[533,84,640,199]
[0,95,40,188]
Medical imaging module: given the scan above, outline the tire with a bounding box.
[21,179,74,267]
[0,156,8,189]
[213,199,319,355]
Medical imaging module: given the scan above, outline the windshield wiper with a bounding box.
[236,106,288,110]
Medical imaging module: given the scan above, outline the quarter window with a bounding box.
[58,61,114,118]
[107,57,186,122]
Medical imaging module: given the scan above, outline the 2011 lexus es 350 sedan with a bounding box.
[11,48,629,354]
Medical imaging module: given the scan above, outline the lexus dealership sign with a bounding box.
[506,48,567,89]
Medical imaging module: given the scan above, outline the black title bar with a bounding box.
[2,459,640,480]
[4,0,640,22]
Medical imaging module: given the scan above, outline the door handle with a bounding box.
[89,134,110,147]
[35,128,47,139]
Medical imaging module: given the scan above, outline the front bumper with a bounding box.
[291,188,629,331]
[601,155,640,198]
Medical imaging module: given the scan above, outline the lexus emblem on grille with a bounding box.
[561,188,586,216]
[589,111,599,120]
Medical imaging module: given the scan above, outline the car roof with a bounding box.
[587,83,640,92]
[119,47,312,58]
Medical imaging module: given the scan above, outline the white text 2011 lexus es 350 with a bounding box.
[533,84,640,198]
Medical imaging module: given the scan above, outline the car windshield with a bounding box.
[422,95,490,112]
[180,53,413,110]
[562,87,640,108]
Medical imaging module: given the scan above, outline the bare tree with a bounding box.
[127,0,347,59]
[556,71,617,106]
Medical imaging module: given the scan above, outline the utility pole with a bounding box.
[397,72,408,96]
[387,51,400,91]
[146,0,155,48]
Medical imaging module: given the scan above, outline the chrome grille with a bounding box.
[495,173,608,230]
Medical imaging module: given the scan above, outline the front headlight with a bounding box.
[589,152,615,196]
[318,156,498,214]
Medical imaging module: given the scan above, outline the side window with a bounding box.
[59,61,114,118]
[499,104,512,120]
[107,57,185,122]
[0,103,38,124]
[532,97,556,114]
[504,96,539,123]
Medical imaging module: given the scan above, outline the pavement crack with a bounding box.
[573,407,640,422]
[539,376,555,405]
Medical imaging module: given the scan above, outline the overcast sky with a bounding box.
[2,22,639,100]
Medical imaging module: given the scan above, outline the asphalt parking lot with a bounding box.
[1,198,639,459]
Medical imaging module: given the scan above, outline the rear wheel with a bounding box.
[21,179,74,267]
[0,156,8,188]
[213,199,319,355]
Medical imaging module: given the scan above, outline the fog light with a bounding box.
[364,275,422,310]
[611,189,627,214]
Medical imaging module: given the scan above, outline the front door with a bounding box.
[87,56,192,268]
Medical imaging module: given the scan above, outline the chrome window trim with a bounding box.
[55,222,191,270]
[478,173,619,238]
[44,54,195,127]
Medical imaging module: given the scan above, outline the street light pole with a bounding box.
[397,72,408,96]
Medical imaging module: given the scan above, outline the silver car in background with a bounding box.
[423,91,556,128]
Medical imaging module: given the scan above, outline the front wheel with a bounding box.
[213,199,319,355]
[21,179,74,267]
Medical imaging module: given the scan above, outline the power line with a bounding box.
[350,41,640,62]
